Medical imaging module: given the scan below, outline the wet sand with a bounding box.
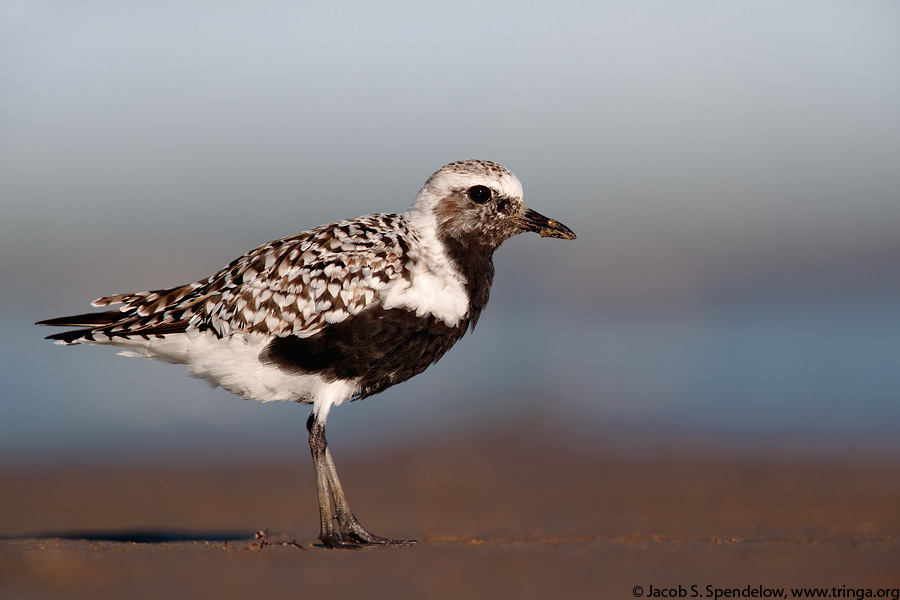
[2,427,898,599]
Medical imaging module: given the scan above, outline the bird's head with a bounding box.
[407,160,576,250]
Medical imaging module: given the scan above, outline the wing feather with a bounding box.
[205,216,410,338]
[38,213,414,344]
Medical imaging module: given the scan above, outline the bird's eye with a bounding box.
[467,185,492,204]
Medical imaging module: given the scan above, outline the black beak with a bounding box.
[518,208,576,240]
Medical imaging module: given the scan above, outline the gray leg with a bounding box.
[307,414,414,548]
[307,414,345,547]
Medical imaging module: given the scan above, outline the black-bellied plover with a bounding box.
[37,159,576,549]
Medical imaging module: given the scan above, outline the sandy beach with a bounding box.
[2,427,899,599]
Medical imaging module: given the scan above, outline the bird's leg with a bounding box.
[307,414,348,548]
[306,413,414,548]
[322,445,414,546]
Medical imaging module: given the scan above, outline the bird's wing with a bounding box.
[46,214,413,342]
[202,217,411,338]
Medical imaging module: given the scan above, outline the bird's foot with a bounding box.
[319,519,416,549]
[318,532,415,549]
[344,515,416,547]
[348,532,416,547]
[318,533,367,549]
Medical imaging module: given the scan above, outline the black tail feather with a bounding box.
[36,311,125,328]
[44,328,96,343]
[38,305,195,345]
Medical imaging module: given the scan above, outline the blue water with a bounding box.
[4,293,899,462]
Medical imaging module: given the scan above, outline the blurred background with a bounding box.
[2,1,899,464]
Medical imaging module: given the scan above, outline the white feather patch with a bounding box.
[83,332,359,421]
[381,262,467,327]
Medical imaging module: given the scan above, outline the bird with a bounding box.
[37,159,576,549]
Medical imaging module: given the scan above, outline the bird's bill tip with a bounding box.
[519,208,576,240]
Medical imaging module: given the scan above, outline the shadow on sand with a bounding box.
[3,529,254,544]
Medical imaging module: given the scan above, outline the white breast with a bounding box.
[380,268,466,329]
[381,214,469,328]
